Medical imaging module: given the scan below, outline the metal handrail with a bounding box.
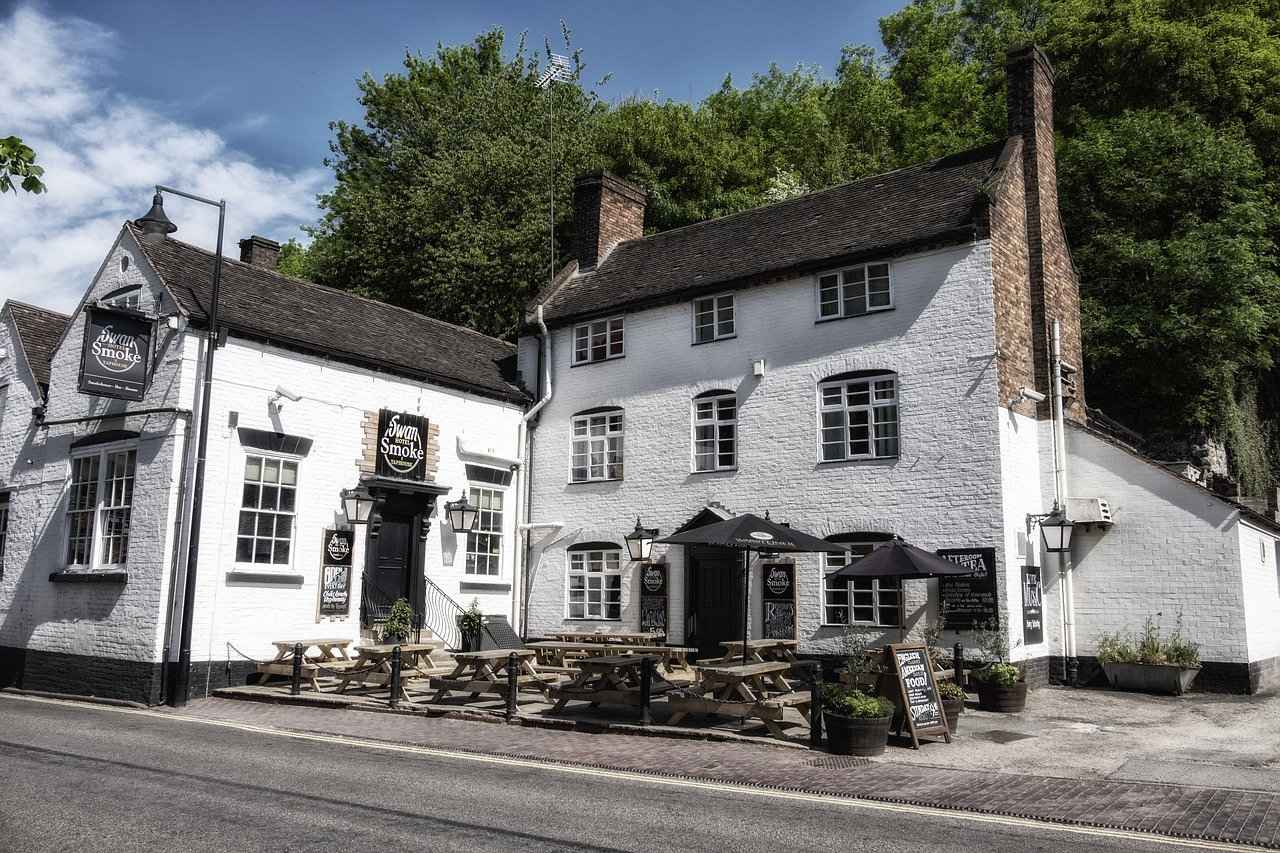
[423,574,501,650]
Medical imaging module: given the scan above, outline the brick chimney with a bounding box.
[572,172,646,270]
[1005,45,1086,421]
[238,235,280,271]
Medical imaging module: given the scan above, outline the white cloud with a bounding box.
[0,5,328,312]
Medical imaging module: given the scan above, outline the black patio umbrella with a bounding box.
[659,513,849,660]
[828,538,976,639]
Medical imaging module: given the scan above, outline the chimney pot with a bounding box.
[238,235,280,270]
[572,172,646,270]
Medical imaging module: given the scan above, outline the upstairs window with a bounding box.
[693,293,735,344]
[571,409,624,482]
[573,317,625,365]
[65,447,136,568]
[102,285,143,312]
[819,372,899,462]
[692,391,737,472]
[817,262,892,320]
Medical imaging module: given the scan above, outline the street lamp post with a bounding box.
[136,185,225,708]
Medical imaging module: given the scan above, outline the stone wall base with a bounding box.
[1049,654,1280,695]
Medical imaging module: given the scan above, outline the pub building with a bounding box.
[0,218,527,704]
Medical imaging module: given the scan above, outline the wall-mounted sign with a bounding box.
[319,528,353,616]
[760,563,796,640]
[937,547,998,629]
[639,562,668,635]
[375,409,428,481]
[886,643,951,748]
[1022,565,1044,645]
[78,307,151,401]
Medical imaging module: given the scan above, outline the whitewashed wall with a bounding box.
[1238,520,1280,663]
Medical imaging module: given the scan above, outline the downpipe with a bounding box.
[518,305,553,638]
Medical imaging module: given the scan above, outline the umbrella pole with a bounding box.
[742,550,750,663]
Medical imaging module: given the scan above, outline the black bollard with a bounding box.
[639,656,655,727]
[807,660,824,750]
[389,645,402,709]
[506,652,519,721]
[953,642,964,689]
[290,643,303,696]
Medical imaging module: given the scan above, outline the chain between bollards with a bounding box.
[505,652,519,722]
[389,645,402,709]
[290,643,303,696]
[639,655,655,727]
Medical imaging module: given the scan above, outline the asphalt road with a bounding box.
[0,695,1231,852]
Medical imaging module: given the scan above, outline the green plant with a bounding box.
[972,662,1021,687]
[839,626,884,684]
[1136,616,1166,665]
[1097,615,1201,668]
[458,599,484,636]
[1095,631,1138,664]
[923,607,950,671]
[938,680,966,702]
[1165,614,1201,668]
[972,615,1016,664]
[381,597,414,642]
[822,685,894,719]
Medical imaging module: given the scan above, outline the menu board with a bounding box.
[937,547,998,629]
[1022,565,1044,645]
[639,562,668,635]
[319,528,353,616]
[760,563,796,640]
[888,643,951,747]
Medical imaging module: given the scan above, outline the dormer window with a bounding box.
[817,262,892,321]
[572,317,624,365]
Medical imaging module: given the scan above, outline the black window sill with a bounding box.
[817,456,900,465]
[691,334,736,346]
[690,467,738,475]
[50,570,128,584]
[567,478,624,485]
[814,306,895,325]
[570,355,625,368]
[225,571,305,587]
[460,580,512,593]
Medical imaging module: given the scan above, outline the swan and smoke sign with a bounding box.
[78,308,151,401]
[375,409,428,481]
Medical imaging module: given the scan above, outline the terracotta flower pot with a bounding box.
[976,680,1027,712]
[824,712,892,756]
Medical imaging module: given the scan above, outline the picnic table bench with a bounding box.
[548,654,676,713]
[545,630,665,646]
[335,641,451,703]
[526,641,696,672]
[256,638,355,691]
[668,660,810,739]
[430,649,557,705]
[712,638,801,666]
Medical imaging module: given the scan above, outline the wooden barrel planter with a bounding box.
[824,712,892,756]
[976,680,1027,713]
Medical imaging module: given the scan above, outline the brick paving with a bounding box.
[175,698,1280,849]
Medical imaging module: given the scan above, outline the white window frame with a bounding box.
[566,548,623,620]
[234,451,300,568]
[103,285,143,311]
[822,546,902,627]
[570,410,624,482]
[692,293,735,344]
[464,485,505,577]
[572,316,625,365]
[816,261,893,321]
[691,392,737,472]
[63,443,137,570]
[817,373,900,462]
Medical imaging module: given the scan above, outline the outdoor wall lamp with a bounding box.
[445,493,480,532]
[1031,504,1075,553]
[341,486,376,525]
[625,517,659,562]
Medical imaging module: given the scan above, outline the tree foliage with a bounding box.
[0,135,46,195]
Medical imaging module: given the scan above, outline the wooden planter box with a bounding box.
[1102,662,1200,695]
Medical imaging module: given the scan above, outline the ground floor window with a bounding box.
[822,541,902,627]
[567,548,622,620]
[465,486,503,576]
[236,454,298,565]
[65,447,136,568]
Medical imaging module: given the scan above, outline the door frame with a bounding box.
[684,543,745,659]
[360,492,436,629]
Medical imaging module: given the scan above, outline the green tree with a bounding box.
[0,136,46,195]
[275,238,315,280]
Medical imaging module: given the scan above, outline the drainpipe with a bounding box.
[1051,319,1078,684]
[518,305,553,638]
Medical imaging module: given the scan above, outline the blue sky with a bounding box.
[1,1,900,311]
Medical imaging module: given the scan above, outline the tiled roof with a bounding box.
[4,300,70,386]
[539,139,1012,325]
[132,227,525,402]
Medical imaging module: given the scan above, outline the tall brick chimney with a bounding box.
[572,172,646,270]
[238,235,280,271]
[1005,45,1086,421]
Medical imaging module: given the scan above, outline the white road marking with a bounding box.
[0,692,1260,851]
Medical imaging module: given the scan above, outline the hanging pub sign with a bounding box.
[760,563,797,640]
[318,528,353,616]
[375,409,428,481]
[937,547,998,629]
[1022,565,1044,645]
[886,643,951,749]
[78,307,152,401]
[639,562,668,635]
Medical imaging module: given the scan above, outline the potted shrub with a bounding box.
[1097,616,1201,695]
[938,679,966,732]
[822,685,895,756]
[972,662,1027,712]
[836,627,885,692]
[458,599,484,652]
[381,597,414,645]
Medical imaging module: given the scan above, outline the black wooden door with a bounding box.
[686,545,744,659]
[363,513,414,623]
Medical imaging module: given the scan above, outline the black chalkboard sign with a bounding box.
[937,547,998,629]
[639,563,668,634]
[1022,565,1044,645]
[760,564,796,640]
[887,643,951,749]
[319,528,353,616]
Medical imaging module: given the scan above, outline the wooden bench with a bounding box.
[548,654,675,714]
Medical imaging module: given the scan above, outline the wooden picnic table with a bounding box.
[336,641,451,703]
[526,641,696,672]
[545,630,665,646]
[716,638,801,665]
[256,638,355,691]
[430,648,557,705]
[668,660,810,739]
[548,654,676,714]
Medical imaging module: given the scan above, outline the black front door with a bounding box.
[686,545,744,659]
[363,512,416,625]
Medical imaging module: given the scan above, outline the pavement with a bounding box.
[0,692,1248,852]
